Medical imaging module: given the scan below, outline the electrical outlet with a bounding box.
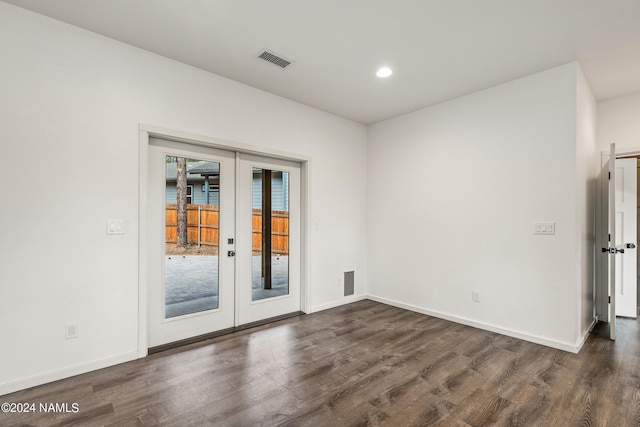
[472,291,480,303]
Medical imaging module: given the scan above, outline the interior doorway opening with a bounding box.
[596,144,640,341]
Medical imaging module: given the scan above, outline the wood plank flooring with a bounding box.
[2,300,639,426]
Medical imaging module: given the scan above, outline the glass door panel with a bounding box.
[164,156,220,318]
[252,168,290,301]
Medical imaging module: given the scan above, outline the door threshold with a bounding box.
[148,311,304,355]
[234,311,305,332]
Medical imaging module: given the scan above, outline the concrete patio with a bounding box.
[165,255,289,318]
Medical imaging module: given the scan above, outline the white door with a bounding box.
[598,143,618,338]
[147,138,236,347]
[236,154,301,325]
[607,143,617,340]
[614,157,638,318]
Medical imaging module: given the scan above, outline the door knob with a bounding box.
[626,243,636,249]
[602,247,625,254]
[227,250,236,257]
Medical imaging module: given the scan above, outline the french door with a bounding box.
[236,154,301,325]
[147,138,236,347]
[147,138,301,348]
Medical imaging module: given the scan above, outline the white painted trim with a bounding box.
[234,152,241,327]
[139,124,311,163]
[609,145,640,158]
[301,161,311,314]
[310,294,367,313]
[138,130,149,358]
[366,294,583,353]
[0,351,138,397]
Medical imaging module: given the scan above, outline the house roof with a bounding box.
[165,161,219,182]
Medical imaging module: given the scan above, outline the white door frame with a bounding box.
[138,124,312,358]
[596,145,640,326]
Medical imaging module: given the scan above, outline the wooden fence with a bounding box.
[252,209,289,255]
[166,204,219,248]
[166,204,289,255]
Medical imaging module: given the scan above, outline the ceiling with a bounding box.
[4,0,640,125]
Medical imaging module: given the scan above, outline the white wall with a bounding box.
[0,3,367,394]
[576,67,597,339]
[0,1,605,395]
[367,63,593,351]
[597,92,640,153]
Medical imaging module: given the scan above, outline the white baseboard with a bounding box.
[366,294,584,353]
[1,296,365,396]
[2,297,594,396]
[0,351,138,397]
[310,294,367,313]
[576,317,598,352]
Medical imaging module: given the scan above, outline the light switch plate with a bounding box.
[534,222,555,235]
[107,219,124,235]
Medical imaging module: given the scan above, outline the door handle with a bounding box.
[626,243,636,249]
[227,250,236,257]
[602,247,625,254]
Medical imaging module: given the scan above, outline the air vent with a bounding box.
[257,49,294,69]
[344,271,354,296]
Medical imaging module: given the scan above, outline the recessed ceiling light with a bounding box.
[376,67,393,78]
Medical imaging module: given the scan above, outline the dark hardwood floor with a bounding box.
[2,300,640,426]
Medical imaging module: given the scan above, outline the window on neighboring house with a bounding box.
[187,185,193,204]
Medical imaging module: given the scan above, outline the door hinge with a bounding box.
[609,171,611,179]
[608,233,611,242]
[609,296,611,303]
